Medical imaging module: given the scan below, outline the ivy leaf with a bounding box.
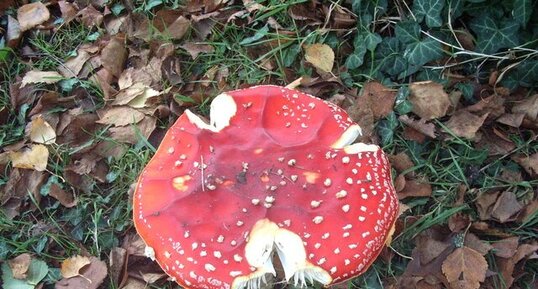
[412,0,444,28]
[282,44,300,67]
[345,47,366,69]
[470,15,519,54]
[395,21,421,44]
[375,37,407,77]
[377,112,398,146]
[445,0,464,20]
[362,31,382,51]
[501,60,538,89]
[513,0,532,27]
[403,37,443,67]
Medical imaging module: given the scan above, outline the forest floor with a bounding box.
[0,1,537,289]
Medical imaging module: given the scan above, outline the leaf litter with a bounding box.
[1,1,537,289]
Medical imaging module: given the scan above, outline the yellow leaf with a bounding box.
[61,255,91,279]
[26,115,56,144]
[304,43,334,73]
[9,144,49,171]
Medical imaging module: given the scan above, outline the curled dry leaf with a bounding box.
[304,43,335,73]
[58,50,92,78]
[181,42,215,59]
[7,15,21,48]
[512,94,538,121]
[17,2,50,31]
[8,253,32,279]
[408,81,450,120]
[9,144,49,171]
[26,115,56,144]
[444,110,489,140]
[58,0,79,24]
[441,246,488,289]
[56,256,107,289]
[21,70,63,87]
[61,255,91,279]
[76,5,103,28]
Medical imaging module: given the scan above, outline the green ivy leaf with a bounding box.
[501,59,538,89]
[403,37,443,67]
[412,0,445,28]
[282,44,300,67]
[377,112,398,146]
[446,0,464,20]
[394,86,413,114]
[395,21,421,44]
[362,31,382,51]
[513,0,532,27]
[375,37,407,77]
[345,49,366,69]
[470,15,519,54]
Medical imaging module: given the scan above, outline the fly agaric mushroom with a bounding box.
[133,85,398,289]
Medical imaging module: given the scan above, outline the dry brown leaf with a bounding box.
[101,36,127,77]
[9,144,49,171]
[513,153,538,178]
[496,113,525,127]
[108,116,157,144]
[464,233,492,256]
[109,247,128,287]
[122,278,147,289]
[96,106,146,126]
[56,256,107,289]
[113,84,161,108]
[58,1,79,24]
[49,184,77,208]
[512,94,538,121]
[492,237,519,258]
[398,115,437,139]
[17,2,50,31]
[61,255,91,279]
[21,70,63,87]
[360,82,397,119]
[491,191,523,223]
[304,43,334,73]
[181,42,215,59]
[409,81,450,120]
[7,15,22,48]
[398,178,432,199]
[442,246,488,289]
[26,115,56,144]
[76,5,103,28]
[59,50,92,78]
[8,253,32,279]
[388,152,415,175]
[444,110,488,140]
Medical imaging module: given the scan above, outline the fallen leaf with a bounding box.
[492,237,519,258]
[58,50,92,78]
[1,169,47,219]
[55,256,107,289]
[388,152,415,175]
[512,153,538,177]
[7,15,22,48]
[496,112,525,127]
[512,94,538,121]
[97,106,146,126]
[444,110,488,140]
[491,191,523,223]
[109,247,128,287]
[108,116,157,144]
[2,257,48,289]
[464,233,492,256]
[409,81,450,120]
[76,5,103,28]
[61,255,91,279]
[113,84,161,108]
[26,115,56,144]
[17,2,50,31]
[398,115,437,139]
[101,36,127,77]
[181,42,215,59]
[58,1,79,24]
[8,253,31,279]
[304,43,334,73]
[360,82,397,119]
[9,144,49,171]
[49,184,77,208]
[21,70,63,87]
[442,246,488,289]
[153,10,191,40]
[398,177,432,199]
[122,278,147,289]
[466,94,505,118]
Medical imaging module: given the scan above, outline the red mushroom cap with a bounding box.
[133,85,398,289]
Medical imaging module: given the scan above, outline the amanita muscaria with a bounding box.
[133,85,399,289]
